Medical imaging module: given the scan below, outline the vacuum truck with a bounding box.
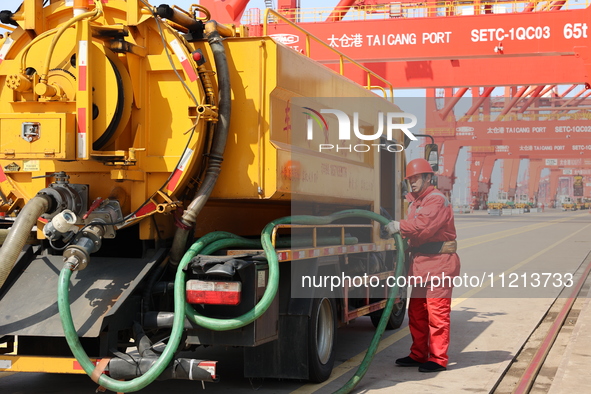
[0,0,432,389]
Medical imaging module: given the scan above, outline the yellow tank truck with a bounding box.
[0,0,432,389]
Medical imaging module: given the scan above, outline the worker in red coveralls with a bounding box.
[385,158,461,372]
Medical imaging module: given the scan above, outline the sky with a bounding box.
[1,0,278,13]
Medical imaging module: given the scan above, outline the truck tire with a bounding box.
[370,292,407,330]
[308,297,337,383]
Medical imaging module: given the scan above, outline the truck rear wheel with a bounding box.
[370,292,407,330]
[308,297,337,383]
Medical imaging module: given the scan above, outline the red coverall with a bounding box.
[399,185,461,367]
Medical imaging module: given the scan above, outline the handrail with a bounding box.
[455,110,591,122]
[271,223,372,248]
[249,0,589,24]
[0,24,15,33]
[262,8,394,100]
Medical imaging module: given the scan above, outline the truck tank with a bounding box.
[0,0,413,387]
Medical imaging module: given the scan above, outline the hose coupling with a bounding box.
[206,32,223,45]
[64,255,80,271]
[197,105,218,122]
[62,224,105,271]
[43,209,79,242]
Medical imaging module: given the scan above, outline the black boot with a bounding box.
[395,356,422,367]
[418,361,446,372]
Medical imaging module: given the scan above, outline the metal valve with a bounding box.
[63,224,105,271]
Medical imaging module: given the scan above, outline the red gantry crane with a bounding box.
[424,96,591,207]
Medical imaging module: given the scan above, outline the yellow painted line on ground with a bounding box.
[291,214,591,394]
[453,221,591,303]
[455,221,504,230]
[458,213,587,250]
[455,214,544,230]
[455,217,535,230]
[455,211,584,231]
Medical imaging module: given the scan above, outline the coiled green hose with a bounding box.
[57,231,235,392]
[57,210,405,393]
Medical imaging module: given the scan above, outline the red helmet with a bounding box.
[405,158,434,179]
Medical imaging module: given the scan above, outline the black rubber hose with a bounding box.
[169,22,231,265]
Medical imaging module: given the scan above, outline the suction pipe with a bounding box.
[0,194,52,288]
[169,20,232,266]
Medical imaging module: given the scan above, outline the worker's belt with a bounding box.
[412,240,457,254]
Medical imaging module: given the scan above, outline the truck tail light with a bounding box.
[198,361,217,379]
[186,279,241,305]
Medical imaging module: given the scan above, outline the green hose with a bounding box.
[182,216,286,330]
[183,209,393,330]
[186,210,407,394]
[58,210,404,393]
[333,232,405,394]
[57,231,236,392]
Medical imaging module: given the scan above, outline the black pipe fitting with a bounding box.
[156,4,204,33]
[108,356,217,382]
[155,4,174,19]
[0,11,17,27]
